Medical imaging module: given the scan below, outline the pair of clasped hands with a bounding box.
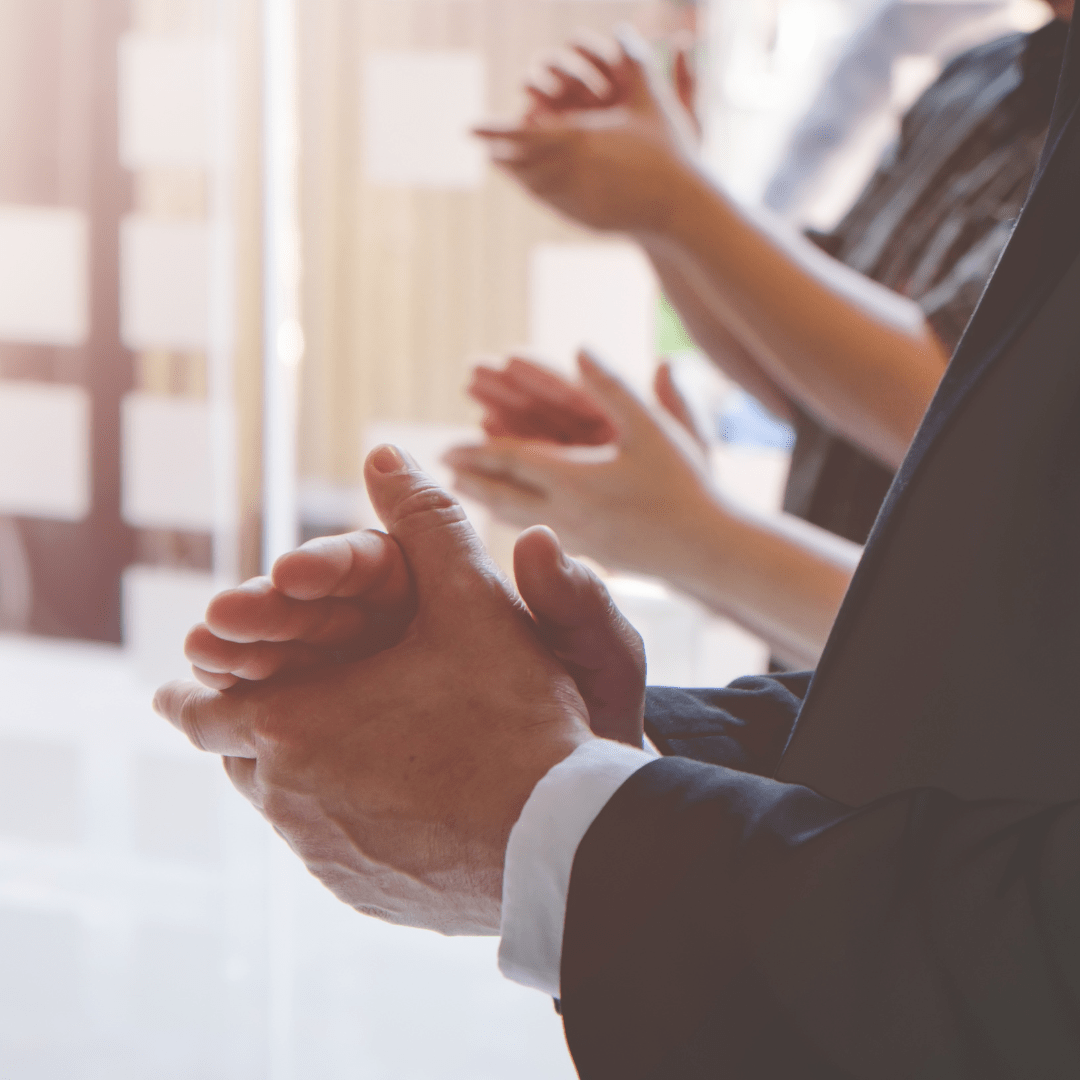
[154,442,647,937]
[154,28,700,937]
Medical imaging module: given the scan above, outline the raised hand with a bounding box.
[468,356,617,445]
[475,27,701,235]
[524,31,698,132]
[155,447,596,935]
[447,350,714,577]
[468,354,709,451]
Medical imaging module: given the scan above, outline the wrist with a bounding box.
[629,159,719,245]
[657,485,741,599]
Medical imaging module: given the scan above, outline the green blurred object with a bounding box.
[655,294,696,355]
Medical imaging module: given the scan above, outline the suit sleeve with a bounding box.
[644,671,812,775]
[560,756,1080,1080]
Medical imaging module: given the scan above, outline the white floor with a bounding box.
[0,635,577,1080]
[0,438,789,1077]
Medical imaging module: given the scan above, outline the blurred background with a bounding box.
[0,0,1048,1075]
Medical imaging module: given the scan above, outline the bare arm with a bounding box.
[638,174,948,469]
[659,495,860,668]
[479,31,948,470]
[643,241,796,422]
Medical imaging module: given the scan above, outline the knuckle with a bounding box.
[178,693,211,753]
[260,788,300,830]
[391,481,468,535]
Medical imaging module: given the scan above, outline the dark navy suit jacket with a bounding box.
[560,19,1080,1079]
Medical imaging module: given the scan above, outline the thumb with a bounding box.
[576,349,654,443]
[610,24,660,110]
[363,444,513,618]
[654,360,709,449]
[271,529,411,606]
[673,46,698,124]
[514,526,645,745]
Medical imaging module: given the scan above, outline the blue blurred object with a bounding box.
[719,391,796,450]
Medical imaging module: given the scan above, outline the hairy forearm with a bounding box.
[656,492,861,667]
[638,168,948,469]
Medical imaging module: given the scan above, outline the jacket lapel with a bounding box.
[777,20,1080,804]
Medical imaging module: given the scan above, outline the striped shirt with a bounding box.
[784,18,1068,544]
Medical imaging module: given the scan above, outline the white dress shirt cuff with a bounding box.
[498,737,657,997]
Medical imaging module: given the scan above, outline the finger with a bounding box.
[514,526,645,745]
[503,357,600,413]
[475,402,612,445]
[523,84,558,120]
[542,60,606,110]
[193,666,240,691]
[468,366,540,412]
[480,411,532,440]
[185,622,324,680]
[153,680,256,757]
[472,124,559,148]
[504,359,617,442]
[363,445,514,613]
[272,529,412,605]
[443,440,565,495]
[468,370,614,445]
[570,38,620,92]
[474,126,569,168]
[189,602,415,678]
[204,578,370,646]
[473,400,571,443]
[673,46,699,130]
[575,350,654,441]
[610,24,658,108]
[655,360,709,449]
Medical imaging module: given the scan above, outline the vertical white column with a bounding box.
[262,0,303,571]
[209,1,240,587]
[262,3,301,1078]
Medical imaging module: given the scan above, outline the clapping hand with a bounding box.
[448,351,714,578]
[474,27,701,235]
[182,456,647,747]
[157,447,613,934]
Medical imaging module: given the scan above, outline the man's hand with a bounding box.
[187,516,646,746]
[156,447,597,936]
[475,28,701,235]
[446,351,716,578]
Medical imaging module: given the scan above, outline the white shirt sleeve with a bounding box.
[498,737,658,997]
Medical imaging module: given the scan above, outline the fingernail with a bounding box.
[372,445,405,474]
[556,540,572,572]
[539,525,571,570]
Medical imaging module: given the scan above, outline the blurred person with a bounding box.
[764,0,1043,222]
[450,3,1071,665]
[154,41,1080,1063]
[453,351,859,667]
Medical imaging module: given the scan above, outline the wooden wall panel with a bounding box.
[298,0,650,487]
